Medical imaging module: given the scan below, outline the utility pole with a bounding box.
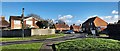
[118,1,120,21]
[21,8,24,38]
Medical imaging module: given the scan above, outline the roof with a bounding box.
[72,25,81,32]
[94,17,108,27]
[83,16,108,27]
[0,17,9,27]
[54,23,70,30]
[24,17,38,21]
[55,24,69,28]
[72,25,81,29]
[9,16,39,21]
[83,17,96,24]
[9,16,29,21]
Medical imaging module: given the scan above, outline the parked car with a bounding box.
[65,30,75,34]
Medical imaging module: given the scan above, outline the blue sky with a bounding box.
[2,0,120,2]
[2,2,118,25]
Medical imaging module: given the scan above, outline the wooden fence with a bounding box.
[1,29,55,37]
[1,29,31,37]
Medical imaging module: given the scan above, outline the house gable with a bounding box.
[72,25,81,32]
[94,17,108,27]
[82,16,108,32]
[9,16,39,29]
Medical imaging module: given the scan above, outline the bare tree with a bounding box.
[47,19,55,29]
[56,20,65,24]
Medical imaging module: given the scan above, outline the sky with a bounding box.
[1,0,120,2]
[2,2,119,25]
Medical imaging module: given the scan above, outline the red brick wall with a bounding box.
[11,19,14,29]
[24,20,26,28]
[32,18,39,28]
[11,20,22,29]
[32,18,35,26]
[11,18,39,29]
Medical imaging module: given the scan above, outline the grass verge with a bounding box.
[0,43,43,51]
[56,38,120,51]
[1,34,65,42]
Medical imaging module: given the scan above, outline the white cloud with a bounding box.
[75,20,83,25]
[76,20,81,24]
[105,16,112,19]
[86,10,119,24]
[114,15,118,19]
[58,15,74,24]
[100,15,118,23]
[58,15,73,21]
[112,10,118,14]
[87,15,98,19]
[87,14,118,24]
[65,20,71,23]
[52,19,55,23]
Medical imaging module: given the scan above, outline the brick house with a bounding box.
[70,24,81,32]
[9,16,39,29]
[0,16,9,29]
[82,16,108,34]
[54,23,70,32]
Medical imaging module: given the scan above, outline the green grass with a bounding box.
[0,43,43,51]
[56,38,120,51]
[1,34,65,42]
[99,34,109,37]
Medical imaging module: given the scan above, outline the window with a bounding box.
[91,23,92,25]
[89,23,91,25]
[90,28,93,30]
[14,20,21,24]
[26,21,32,25]
[83,28,85,31]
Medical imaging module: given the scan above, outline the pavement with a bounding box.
[1,33,87,51]
[1,34,87,46]
[39,33,87,51]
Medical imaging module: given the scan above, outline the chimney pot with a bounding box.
[1,16,5,20]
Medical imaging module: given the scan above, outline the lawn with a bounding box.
[0,34,65,42]
[0,43,43,51]
[56,38,120,51]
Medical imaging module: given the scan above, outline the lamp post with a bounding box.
[21,8,24,38]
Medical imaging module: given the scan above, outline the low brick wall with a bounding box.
[1,29,55,37]
[31,29,55,36]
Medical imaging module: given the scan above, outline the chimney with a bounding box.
[1,16,5,20]
[73,24,75,26]
[79,24,81,26]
